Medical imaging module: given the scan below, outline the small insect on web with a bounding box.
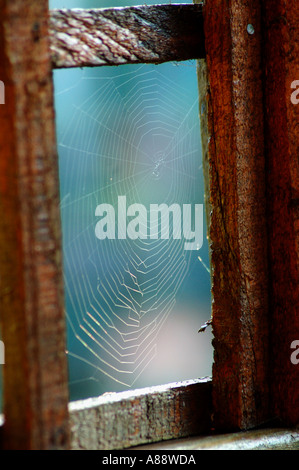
[198,319,212,333]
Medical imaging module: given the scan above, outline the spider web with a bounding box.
[54,62,212,400]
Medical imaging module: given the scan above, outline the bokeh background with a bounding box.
[53,0,213,401]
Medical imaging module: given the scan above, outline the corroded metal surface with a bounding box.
[202,0,269,430]
[0,0,69,450]
[49,4,205,68]
[263,0,299,426]
[69,379,212,450]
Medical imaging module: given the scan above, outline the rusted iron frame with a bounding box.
[0,0,298,451]
[48,0,299,433]
[0,2,208,450]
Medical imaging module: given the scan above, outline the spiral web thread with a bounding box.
[55,62,210,395]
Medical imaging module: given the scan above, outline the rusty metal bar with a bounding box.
[49,4,205,69]
[201,0,269,430]
[0,0,69,449]
[69,379,212,450]
[262,0,299,426]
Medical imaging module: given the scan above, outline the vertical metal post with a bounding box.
[201,0,269,430]
[263,0,299,426]
[0,0,69,449]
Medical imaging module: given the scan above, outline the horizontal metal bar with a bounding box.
[49,4,205,69]
[69,378,212,450]
[133,427,299,450]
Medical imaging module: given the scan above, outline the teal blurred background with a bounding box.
[53,0,213,401]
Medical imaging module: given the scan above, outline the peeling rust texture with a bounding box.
[203,0,269,431]
[263,0,299,426]
[0,0,69,450]
[49,4,205,69]
[69,379,212,450]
